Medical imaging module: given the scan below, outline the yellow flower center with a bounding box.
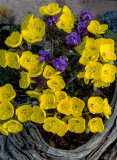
[53,82,57,86]
[26,58,31,62]
[62,104,67,110]
[5,93,10,98]
[91,67,96,72]
[75,120,79,124]
[104,70,108,74]
[48,101,53,106]
[52,120,55,124]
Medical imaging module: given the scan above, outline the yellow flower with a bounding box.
[55,91,67,103]
[62,115,74,123]
[88,117,104,133]
[87,20,108,35]
[6,52,20,69]
[85,38,96,50]
[101,64,116,83]
[28,62,45,77]
[3,120,23,133]
[77,72,85,79]
[0,83,16,102]
[39,3,61,16]
[21,16,45,43]
[31,105,46,123]
[91,79,110,88]
[22,28,41,43]
[56,13,74,33]
[0,49,7,68]
[26,90,42,100]
[100,44,116,62]
[21,13,32,30]
[68,117,85,133]
[47,75,65,92]
[103,98,111,119]
[62,6,76,22]
[71,97,85,117]
[88,97,103,114]
[79,48,99,65]
[77,72,89,85]
[94,38,114,52]
[0,102,14,120]
[16,105,33,122]
[40,94,56,109]
[85,62,102,80]
[57,120,68,137]
[20,51,39,70]
[19,71,30,89]
[43,89,54,95]
[43,117,61,134]
[43,65,61,79]
[0,124,8,135]
[57,98,72,115]
[75,36,88,55]
[5,31,22,48]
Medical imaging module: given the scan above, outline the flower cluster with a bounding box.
[76,23,116,87]
[80,11,93,22]
[45,16,59,27]
[75,11,93,36]
[52,56,68,72]
[0,84,22,135]
[66,32,81,46]
[0,3,116,139]
[38,50,51,63]
[22,63,110,135]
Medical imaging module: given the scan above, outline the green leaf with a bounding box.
[0,20,11,25]
[0,25,10,31]
[104,29,117,48]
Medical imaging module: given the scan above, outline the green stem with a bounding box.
[19,45,25,52]
[83,107,92,122]
[67,76,77,85]
[63,46,70,57]
[11,69,20,78]
[69,53,79,65]
[28,44,31,50]
[47,113,55,116]
[11,100,18,108]
[49,29,53,57]
[67,69,84,85]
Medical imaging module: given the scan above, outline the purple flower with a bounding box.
[45,54,52,63]
[38,50,48,56]
[59,56,68,67]
[52,56,68,72]
[31,77,41,83]
[80,11,93,22]
[75,11,92,37]
[45,16,59,27]
[82,30,90,36]
[38,55,46,62]
[31,77,47,89]
[76,21,87,33]
[52,58,59,66]
[66,32,81,46]
[75,21,90,36]
[38,50,52,63]
[82,65,85,69]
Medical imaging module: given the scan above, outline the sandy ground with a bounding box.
[0,0,117,24]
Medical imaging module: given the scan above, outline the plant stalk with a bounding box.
[67,69,84,85]
[49,29,53,57]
